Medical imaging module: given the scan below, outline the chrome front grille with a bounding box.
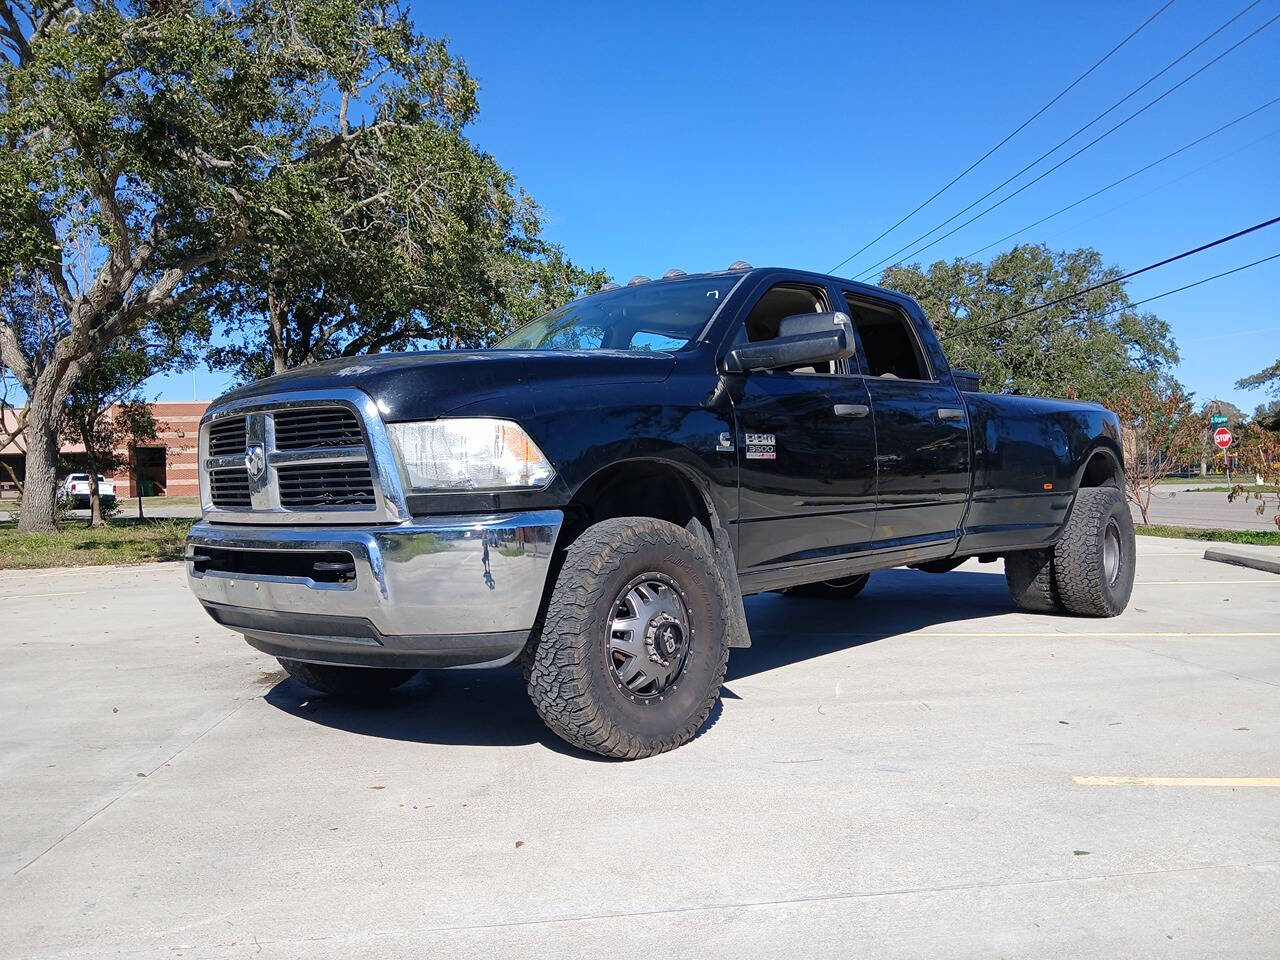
[277,462,376,507]
[209,468,251,507]
[208,417,247,456]
[273,409,364,450]
[199,392,404,524]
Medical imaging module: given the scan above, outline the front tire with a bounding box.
[1053,485,1136,617]
[525,517,731,759]
[277,658,418,697]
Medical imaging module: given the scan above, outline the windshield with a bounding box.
[495,275,741,352]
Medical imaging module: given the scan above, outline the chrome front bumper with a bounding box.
[186,510,563,669]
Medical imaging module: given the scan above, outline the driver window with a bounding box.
[742,283,836,374]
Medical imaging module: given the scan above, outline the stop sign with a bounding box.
[1213,427,1233,449]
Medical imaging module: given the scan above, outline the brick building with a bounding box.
[0,402,208,499]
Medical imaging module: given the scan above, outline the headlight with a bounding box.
[387,418,555,492]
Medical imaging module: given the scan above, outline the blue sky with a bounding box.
[161,0,1280,411]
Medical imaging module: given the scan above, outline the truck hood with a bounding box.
[212,349,678,421]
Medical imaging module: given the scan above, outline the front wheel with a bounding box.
[525,517,731,759]
[277,659,418,697]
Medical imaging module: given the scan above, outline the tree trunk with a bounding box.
[134,449,145,520]
[85,445,104,528]
[16,401,61,533]
[268,285,288,375]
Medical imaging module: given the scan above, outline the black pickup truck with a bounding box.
[186,265,1135,758]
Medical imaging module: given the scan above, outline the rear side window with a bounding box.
[844,294,930,380]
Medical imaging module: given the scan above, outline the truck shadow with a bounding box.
[262,565,1019,758]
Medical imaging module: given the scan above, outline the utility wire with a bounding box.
[1120,251,1280,312]
[849,1,1270,281]
[827,0,1176,275]
[932,124,1280,301]
[937,251,1280,361]
[1037,125,1280,245]
[939,215,1280,342]
[960,95,1280,260]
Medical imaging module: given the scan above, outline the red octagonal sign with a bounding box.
[1213,427,1233,449]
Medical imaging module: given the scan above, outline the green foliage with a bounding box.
[880,244,1178,403]
[0,0,605,529]
[1238,358,1280,397]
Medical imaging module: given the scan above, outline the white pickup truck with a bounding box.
[62,474,116,508]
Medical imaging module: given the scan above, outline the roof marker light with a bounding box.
[627,275,651,286]
[600,282,621,291]
[728,260,752,271]
[663,268,686,279]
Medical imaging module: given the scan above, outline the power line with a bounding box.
[933,125,1280,302]
[1122,251,1280,312]
[960,95,1280,260]
[1038,126,1280,244]
[849,2,1271,281]
[826,0,1176,275]
[939,215,1280,342]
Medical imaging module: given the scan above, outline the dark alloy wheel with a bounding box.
[525,516,731,759]
[607,573,693,700]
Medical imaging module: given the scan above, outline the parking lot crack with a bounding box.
[11,698,252,878]
[339,858,1280,938]
[1097,635,1280,688]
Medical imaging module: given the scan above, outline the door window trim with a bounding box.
[839,290,937,384]
[723,279,854,377]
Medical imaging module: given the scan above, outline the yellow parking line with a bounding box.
[1074,776,1280,787]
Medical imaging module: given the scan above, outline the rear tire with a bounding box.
[1005,549,1061,613]
[525,517,730,759]
[1053,485,1136,617]
[277,659,417,697]
[784,573,870,599]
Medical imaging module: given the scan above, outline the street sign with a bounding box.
[1213,427,1233,449]
[1210,414,1229,427]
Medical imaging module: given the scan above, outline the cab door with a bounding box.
[838,290,970,554]
[725,278,878,581]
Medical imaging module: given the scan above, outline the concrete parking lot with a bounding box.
[1,538,1277,958]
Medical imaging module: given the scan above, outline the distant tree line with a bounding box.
[0,0,605,532]
[2,2,1273,534]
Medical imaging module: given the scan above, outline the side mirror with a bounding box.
[723,311,856,374]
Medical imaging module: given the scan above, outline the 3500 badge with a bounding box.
[744,432,776,460]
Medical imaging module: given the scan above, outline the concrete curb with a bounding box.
[1204,548,1280,576]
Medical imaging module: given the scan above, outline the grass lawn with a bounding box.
[1169,485,1280,494]
[1134,524,1280,547]
[111,495,201,511]
[0,517,196,569]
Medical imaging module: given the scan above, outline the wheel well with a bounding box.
[541,459,752,651]
[558,460,714,550]
[1079,449,1121,489]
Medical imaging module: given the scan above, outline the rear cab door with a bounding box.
[835,287,971,561]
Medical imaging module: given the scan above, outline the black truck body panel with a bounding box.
[205,267,1123,597]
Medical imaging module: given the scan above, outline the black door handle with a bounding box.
[937,407,965,421]
[833,403,870,418]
